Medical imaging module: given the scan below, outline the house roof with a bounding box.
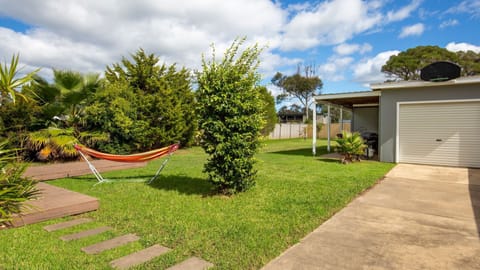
[371,75,480,91]
[314,76,480,109]
[313,91,380,109]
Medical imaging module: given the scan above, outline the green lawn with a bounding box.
[0,139,394,269]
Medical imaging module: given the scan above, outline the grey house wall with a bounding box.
[379,83,480,163]
[352,107,379,134]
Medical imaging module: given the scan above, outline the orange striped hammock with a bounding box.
[74,143,179,185]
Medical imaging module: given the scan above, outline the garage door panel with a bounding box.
[398,101,480,168]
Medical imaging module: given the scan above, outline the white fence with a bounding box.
[268,122,352,139]
[268,123,308,139]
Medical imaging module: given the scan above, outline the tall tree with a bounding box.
[456,50,480,76]
[381,45,480,80]
[86,49,196,153]
[271,64,323,121]
[196,38,264,194]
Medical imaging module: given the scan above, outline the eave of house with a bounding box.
[313,91,380,109]
[371,75,480,91]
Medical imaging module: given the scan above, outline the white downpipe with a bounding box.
[312,101,316,156]
[327,105,331,152]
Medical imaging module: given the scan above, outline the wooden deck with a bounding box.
[24,159,147,181]
[11,182,99,227]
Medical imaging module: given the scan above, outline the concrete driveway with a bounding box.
[262,164,480,270]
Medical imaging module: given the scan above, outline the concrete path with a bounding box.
[263,164,480,270]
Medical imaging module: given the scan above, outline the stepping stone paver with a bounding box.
[60,226,111,241]
[166,257,214,270]
[110,244,171,269]
[81,233,139,254]
[43,218,93,232]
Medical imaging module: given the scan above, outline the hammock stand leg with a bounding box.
[77,151,109,185]
[147,150,175,184]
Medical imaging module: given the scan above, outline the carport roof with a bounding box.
[313,91,380,109]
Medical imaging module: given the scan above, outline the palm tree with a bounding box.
[0,54,39,104]
[25,71,108,161]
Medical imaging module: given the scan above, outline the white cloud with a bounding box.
[0,0,290,78]
[386,0,422,22]
[446,0,480,18]
[259,52,302,80]
[446,42,480,53]
[439,19,459,29]
[399,23,425,38]
[353,50,400,85]
[319,56,354,82]
[333,43,372,55]
[281,0,383,50]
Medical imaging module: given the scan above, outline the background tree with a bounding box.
[271,64,323,121]
[381,45,480,80]
[456,50,480,76]
[257,86,277,136]
[86,49,196,153]
[196,38,264,194]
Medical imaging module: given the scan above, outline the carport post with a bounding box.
[312,100,316,156]
[327,104,331,152]
[340,108,343,132]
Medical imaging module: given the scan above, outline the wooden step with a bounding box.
[166,257,214,270]
[110,244,171,269]
[60,226,111,241]
[81,234,139,254]
[13,183,98,228]
[43,218,93,232]
[24,160,147,181]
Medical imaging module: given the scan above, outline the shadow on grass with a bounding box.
[148,174,213,196]
[267,146,330,157]
[316,158,342,163]
[70,174,213,196]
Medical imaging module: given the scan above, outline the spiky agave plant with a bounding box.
[336,131,367,164]
[0,54,39,104]
[0,140,39,227]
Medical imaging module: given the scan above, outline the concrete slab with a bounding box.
[262,164,480,270]
[43,218,93,232]
[81,234,139,254]
[166,257,214,270]
[110,244,171,269]
[60,226,111,241]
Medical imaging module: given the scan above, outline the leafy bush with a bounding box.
[196,38,264,194]
[0,140,39,226]
[336,131,367,164]
[85,49,196,153]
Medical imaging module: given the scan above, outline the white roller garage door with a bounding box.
[398,101,480,168]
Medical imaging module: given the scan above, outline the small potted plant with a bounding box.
[335,131,367,164]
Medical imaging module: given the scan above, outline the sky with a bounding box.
[0,0,479,100]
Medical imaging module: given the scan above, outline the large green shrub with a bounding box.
[257,86,277,136]
[196,38,264,194]
[85,49,196,153]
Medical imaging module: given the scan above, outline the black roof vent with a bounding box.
[420,61,461,82]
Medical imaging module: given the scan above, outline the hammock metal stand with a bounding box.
[75,143,179,185]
